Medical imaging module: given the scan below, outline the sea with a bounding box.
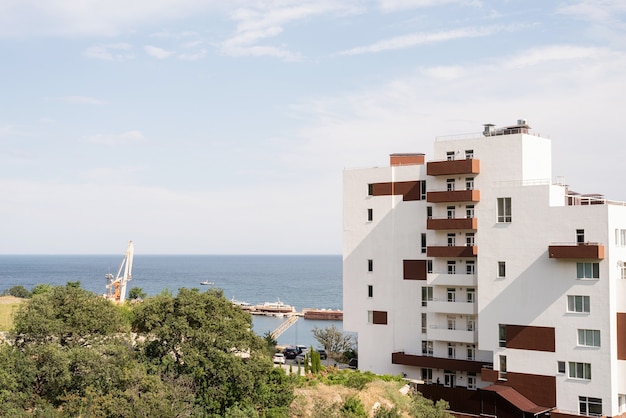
[0,254,346,349]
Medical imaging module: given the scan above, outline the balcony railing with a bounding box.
[548,243,604,259]
[427,159,480,176]
[426,300,477,315]
[427,217,477,230]
[427,272,477,286]
[427,326,476,344]
[427,245,478,257]
[392,351,488,373]
[427,189,480,203]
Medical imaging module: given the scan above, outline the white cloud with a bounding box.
[337,25,509,55]
[84,43,134,61]
[83,130,146,145]
[378,0,482,13]
[144,45,174,59]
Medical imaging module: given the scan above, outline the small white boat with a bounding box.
[200,280,214,285]
[254,299,295,314]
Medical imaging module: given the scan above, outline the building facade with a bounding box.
[343,120,626,418]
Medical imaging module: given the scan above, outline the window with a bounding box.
[421,233,427,254]
[467,317,475,331]
[447,343,456,359]
[558,361,566,374]
[447,179,455,191]
[421,287,433,307]
[619,394,626,414]
[444,370,456,387]
[422,340,433,356]
[467,288,475,303]
[446,151,455,161]
[367,285,373,298]
[447,233,455,246]
[420,180,426,200]
[499,355,507,380]
[367,259,373,272]
[368,183,373,196]
[498,261,506,278]
[447,315,456,330]
[466,260,475,275]
[578,329,600,347]
[616,229,626,246]
[421,368,433,384]
[577,262,599,279]
[466,232,475,247]
[368,311,373,323]
[499,324,506,347]
[467,345,475,360]
[427,206,433,219]
[466,204,474,218]
[622,263,626,280]
[447,261,456,274]
[465,149,474,159]
[577,229,585,244]
[447,206,455,219]
[447,288,456,302]
[465,177,474,190]
[367,208,373,221]
[579,396,602,417]
[467,373,476,390]
[427,260,433,274]
[497,197,512,223]
[568,295,590,313]
[569,362,591,380]
[421,313,427,333]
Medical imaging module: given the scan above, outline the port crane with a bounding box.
[105,240,134,303]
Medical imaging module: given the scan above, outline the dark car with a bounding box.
[283,347,298,360]
[316,349,327,360]
[348,358,358,369]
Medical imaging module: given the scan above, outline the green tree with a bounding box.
[312,324,355,360]
[342,394,367,417]
[2,285,31,298]
[132,288,294,416]
[31,283,53,296]
[409,392,452,418]
[128,286,147,300]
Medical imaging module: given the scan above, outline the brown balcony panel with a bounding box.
[427,159,480,176]
[427,246,478,257]
[392,352,487,373]
[548,244,604,259]
[427,217,477,230]
[426,190,480,203]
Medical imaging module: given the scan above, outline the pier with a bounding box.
[270,315,299,339]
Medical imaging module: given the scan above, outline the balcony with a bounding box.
[427,159,480,176]
[427,217,477,230]
[427,272,477,286]
[426,300,477,315]
[427,327,476,344]
[392,352,487,373]
[548,243,604,259]
[427,245,478,257]
[427,189,480,203]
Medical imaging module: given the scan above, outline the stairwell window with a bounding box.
[498,261,506,278]
[569,362,592,380]
[367,208,373,222]
[367,259,373,272]
[499,324,506,347]
[577,262,599,280]
[497,197,512,223]
[368,183,374,196]
[578,329,600,347]
[367,285,373,298]
[421,233,427,254]
[421,313,427,333]
[568,295,590,313]
[499,355,507,380]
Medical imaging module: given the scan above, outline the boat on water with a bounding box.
[200,281,214,285]
[231,298,254,311]
[254,299,295,314]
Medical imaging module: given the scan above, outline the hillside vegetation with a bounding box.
[0,285,452,417]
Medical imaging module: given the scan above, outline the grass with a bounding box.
[0,296,24,331]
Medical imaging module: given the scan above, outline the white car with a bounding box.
[272,353,286,364]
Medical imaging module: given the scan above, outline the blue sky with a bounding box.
[1,0,625,254]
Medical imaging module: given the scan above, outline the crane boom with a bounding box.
[105,241,134,302]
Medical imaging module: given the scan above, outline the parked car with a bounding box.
[316,349,328,360]
[283,347,298,359]
[295,352,310,364]
[272,353,286,364]
[295,345,307,354]
[348,358,358,369]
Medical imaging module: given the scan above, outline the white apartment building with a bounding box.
[343,120,626,418]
